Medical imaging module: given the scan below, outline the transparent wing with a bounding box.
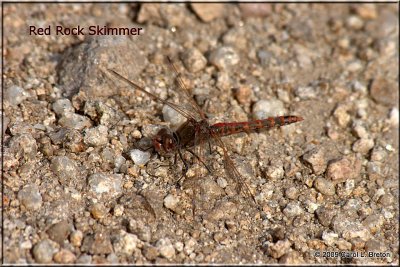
[211,132,257,205]
[106,69,197,121]
[165,57,206,122]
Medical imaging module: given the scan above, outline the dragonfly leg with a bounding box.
[208,141,212,155]
[174,149,189,187]
[186,148,212,174]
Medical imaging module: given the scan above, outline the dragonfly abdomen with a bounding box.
[211,116,303,137]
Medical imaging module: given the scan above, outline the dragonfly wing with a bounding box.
[166,57,206,122]
[211,133,256,204]
[106,68,198,121]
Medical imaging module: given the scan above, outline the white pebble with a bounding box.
[322,231,339,246]
[162,105,186,130]
[129,149,151,166]
[253,99,286,120]
[163,194,179,211]
[387,107,399,126]
[156,238,175,259]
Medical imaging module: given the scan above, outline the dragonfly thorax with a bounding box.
[152,128,178,154]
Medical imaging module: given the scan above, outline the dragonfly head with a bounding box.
[153,128,178,154]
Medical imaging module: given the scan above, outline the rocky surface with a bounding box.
[3,3,398,264]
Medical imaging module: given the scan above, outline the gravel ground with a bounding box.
[3,3,399,264]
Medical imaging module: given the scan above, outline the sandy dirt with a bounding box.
[3,3,399,264]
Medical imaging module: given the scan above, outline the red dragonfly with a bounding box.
[107,58,303,204]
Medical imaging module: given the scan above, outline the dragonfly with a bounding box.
[107,57,303,206]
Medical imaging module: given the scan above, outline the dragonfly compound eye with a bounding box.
[153,139,162,152]
[163,137,176,153]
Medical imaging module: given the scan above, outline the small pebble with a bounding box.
[336,239,352,250]
[370,76,397,106]
[216,177,228,188]
[266,161,285,180]
[285,187,299,200]
[283,202,303,217]
[129,149,151,166]
[162,105,186,130]
[387,107,399,126]
[277,88,291,103]
[305,200,319,213]
[156,238,176,259]
[143,245,159,260]
[84,125,109,146]
[5,85,29,106]
[294,86,317,100]
[338,37,350,49]
[223,27,247,50]
[113,204,124,217]
[326,155,361,182]
[352,138,374,154]
[163,194,180,213]
[20,240,32,250]
[87,173,122,200]
[216,71,231,90]
[53,249,76,264]
[209,46,239,70]
[59,113,92,130]
[184,238,197,255]
[234,86,253,106]
[315,207,336,227]
[213,232,226,244]
[353,4,377,19]
[362,214,384,234]
[129,219,152,243]
[370,147,387,162]
[52,99,74,116]
[352,121,369,139]
[346,60,363,72]
[322,231,338,246]
[343,180,355,196]
[267,239,291,259]
[314,177,335,196]
[378,193,394,206]
[9,133,37,161]
[76,254,92,264]
[257,49,273,66]
[191,3,225,22]
[385,144,394,152]
[81,232,113,255]
[239,3,272,18]
[113,231,139,255]
[49,128,85,153]
[90,203,108,219]
[253,99,286,120]
[302,148,326,175]
[352,80,367,94]
[32,239,59,263]
[199,178,225,199]
[70,230,83,247]
[205,200,237,221]
[346,15,364,30]
[367,161,383,180]
[333,104,351,127]
[18,184,42,211]
[174,242,184,252]
[47,221,71,245]
[332,214,371,242]
[106,253,119,264]
[50,156,78,184]
[182,48,207,73]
